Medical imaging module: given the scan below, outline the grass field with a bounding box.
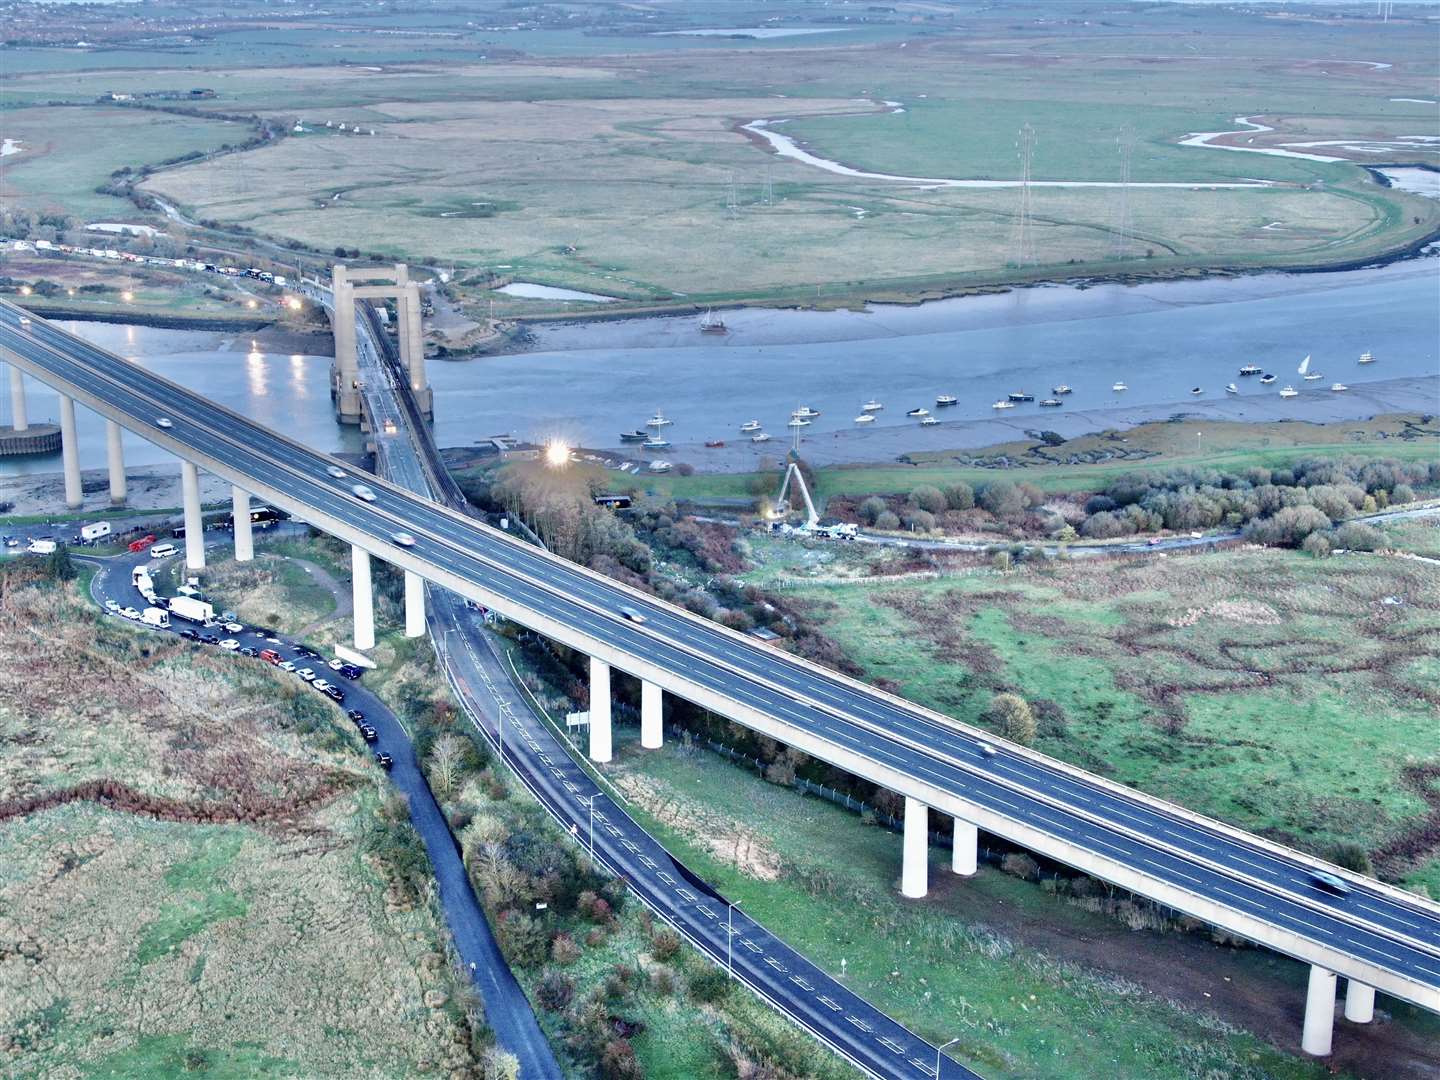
[2,3,1432,310]
[776,546,1440,896]
[606,740,1439,1080]
[0,568,471,1077]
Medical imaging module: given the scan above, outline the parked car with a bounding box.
[239,646,259,658]
[323,685,344,702]
[278,661,297,672]
[346,710,365,724]
[200,634,220,645]
[296,667,316,681]
[338,664,363,680]
[120,607,141,620]
[259,648,281,664]
[219,639,240,650]
[373,752,393,770]
[359,725,378,743]
[223,621,243,633]
[328,658,345,671]
[180,629,201,641]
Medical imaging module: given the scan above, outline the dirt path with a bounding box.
[282,554,351,637]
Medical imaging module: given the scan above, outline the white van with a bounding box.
[149,542,178,559]
[27,538,57,555]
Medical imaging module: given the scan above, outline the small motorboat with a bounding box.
[1303,372,1324,382]
[1039,398,1063,407]
[854,414,876,424]
[1008,391,1035,402]
[1225,383,1239,394]
[936,394,958,407]
[1358,351,1375,364]
[1051,384,1073,395]
[1112,381,1128,392]
[750,432,772,443]
[739,420,761,433]
[1331,382,1348,392]
[792,405,821,419]
[920,415,939,426]
[1259,373,1276,385]
[1239,364,1262,376]
[704,440,726,448]
[1278,386,1299,398]
[861,399,884,412]
[1190,387,1204,395]
[906,407,930,417]
[992,400,1015,410]
[649,412,673,427]
[619,430,648,442]
[787,417,811,427]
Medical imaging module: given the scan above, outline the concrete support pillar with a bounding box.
[640,680,663,749]
[8,364,28,431]
[105,419,126,504]
[1344,981,1375,1025]
[395,286,413,373]
[59,394,82,508]
[952,818,978,877]
[902,796,928,899]
[404,282,426,392]
[588,657,612,764]
[1301,966,1337,1057]
[232,487,253,563]
[330,265,360,423]
[404,571,425,638]
[181,460,205,570]
[351,545,374,651]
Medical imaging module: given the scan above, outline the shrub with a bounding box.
[1001,852,1041,881]
[495,911,547,968]
[1328,842,1373,876]
[551,932,582,965]
[1332,522,1384,552]
[909,484,947,514]
[601,1039,642,1080]
[988,692,1036,745]
[536,971,575,1011]
[650,928,681,962]
[1301,532,1331,559]
[1392,483,1415,504]
[902,509,936,533]
[874,510,900,531]
[688,964,730,1003]
[979,480,1025,517]
[858,496,888,525]
[943,482,975,511]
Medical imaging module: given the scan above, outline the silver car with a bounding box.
[351,484,377,503]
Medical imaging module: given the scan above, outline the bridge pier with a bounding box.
[181,461,205,570]
[588,657,612,763]
[902,796,928,899]
[105,419,126,504]
[59,394,82,508]
[952,817,978,876]
[9,363,28,431]
[329,266,363,425]
[1302,965,1336,1056]
[640,680,663,749]
[404,570,425,637]
[351,545,374,651]
[1344,980,1375,1024]
[232,487,253,562]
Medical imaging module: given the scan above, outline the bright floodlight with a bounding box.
[544,440,570,468]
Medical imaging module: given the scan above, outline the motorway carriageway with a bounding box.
[4,304,1438,1011]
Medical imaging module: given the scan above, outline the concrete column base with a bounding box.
[181,461,205,570]
[232,487,253,562]
[589,656,612,763]
[1344,981,1375,1024]
[902,796,928,899]
[404,571,425,638]
[351,545,374,651]
[1302,965,1336,1057]
[59,394,82,509]
[640,680,663,749]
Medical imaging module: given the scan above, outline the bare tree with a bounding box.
[429,733,466,797]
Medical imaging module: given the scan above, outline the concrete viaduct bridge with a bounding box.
[3,277,1438,1068]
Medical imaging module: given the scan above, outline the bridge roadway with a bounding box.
[3,300,1438,1029]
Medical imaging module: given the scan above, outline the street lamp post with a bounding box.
[727,898,744,979]
[584,795,596,862]
[936,1036,961,1079]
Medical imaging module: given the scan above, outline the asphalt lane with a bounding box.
[82,548,561,1075]
[5,304,1438,1005]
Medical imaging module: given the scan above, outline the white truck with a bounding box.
[167,595,215,624]
[141,607,171,629]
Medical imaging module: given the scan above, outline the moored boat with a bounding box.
[1239,364,1262,376]
[1112,381,1128,392]
[906,406,929,417]
[787,417,811,427]
[750,432,772,443]
[861,399,884,412]
[854,414,876,424]
[920,415,939,426]
[699,308,728,335]
[619,430,648,442]
[739,419,761,433]
[1278,385,1299,398]
[936,394,958,407]
[1051,384,1073,394]
[992,400,1015,410]
[643,437,671,448]
[1331,382,1348,392]
[1225,383,1239,394]
[791,405,821,419]
[1358,351,1375,364]
[1259,373,1276,385]
[1008,391,1034,402]
[1190,386,1204,395]
[648,412,673,427]
[1039,398,1062,407]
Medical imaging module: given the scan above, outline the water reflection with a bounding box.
[245,349,268,398]
[289,354,308,399]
